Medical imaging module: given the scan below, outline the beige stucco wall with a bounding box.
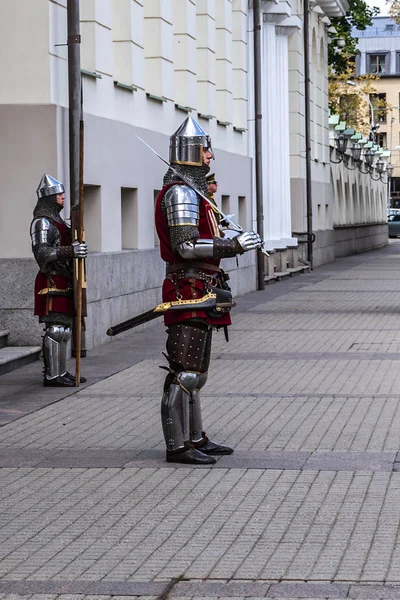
[369,78,400,177]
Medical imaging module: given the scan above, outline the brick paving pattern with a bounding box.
[3,242,400,598]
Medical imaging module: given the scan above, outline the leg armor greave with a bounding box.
[161,371,200,452]
[162,322,213,451]
[191,373,208,443]
[43,325,72,380]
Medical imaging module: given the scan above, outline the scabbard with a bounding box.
[107,292,221,337]
[107,309,165,336]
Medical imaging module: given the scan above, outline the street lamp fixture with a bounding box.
[334,132,348,154]
[386,162,394,210]
[331,131,390,182]
[351,142,362,162]
[364,149,375,167]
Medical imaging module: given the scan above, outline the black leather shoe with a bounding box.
[197,439,234,455]
[43,375,77,387]
[166,447,216,465]
[65,372,87,384]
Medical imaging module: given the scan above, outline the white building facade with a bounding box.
[0,0,387,350]
[0,0,255,348]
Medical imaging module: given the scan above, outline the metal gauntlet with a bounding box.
[72,241,88,258]
[235,231,263,252]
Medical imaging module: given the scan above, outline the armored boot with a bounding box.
[191,373,234,456]
[162,371,216,465]
[42,325,76,387]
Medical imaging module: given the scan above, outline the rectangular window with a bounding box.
[238,196,246,230]
[121,187,138,249]
[367,53,389,74]
[221,195,230,218]
[154,189,161,247]
[376,132,387,149]
[83,185,101,252]
[371,93,387,123]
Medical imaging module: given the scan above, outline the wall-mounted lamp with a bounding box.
[331,131,390,182]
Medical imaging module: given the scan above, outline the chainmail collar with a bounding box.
[33,195,66,224]
[163,163,210,198]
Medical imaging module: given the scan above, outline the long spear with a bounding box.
[67,0,85,385]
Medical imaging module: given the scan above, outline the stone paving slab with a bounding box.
[212,328,400,355]
[3,392,400,453]
[2,468,400,583]
[4,243,400,594]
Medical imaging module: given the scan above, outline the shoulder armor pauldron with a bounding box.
[164,185,200,227]
[30,218,53,246]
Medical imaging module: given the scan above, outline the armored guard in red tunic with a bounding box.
[155,117,262,464]
[30,175,87,387]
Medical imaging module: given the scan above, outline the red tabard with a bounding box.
[34,221,75,317]
[155,183,232,327]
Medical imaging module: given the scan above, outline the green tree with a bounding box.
[388,0,400,22]
[328,0,379,73]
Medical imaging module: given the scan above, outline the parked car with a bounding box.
[388,212,400,237]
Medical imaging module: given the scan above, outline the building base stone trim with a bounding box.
[0,250,257,350]
[334,223,388,259]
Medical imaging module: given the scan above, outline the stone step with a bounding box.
[287,265,311,275]
[0,346,41,376]
[265,264,311,284]
[0,330,9,350]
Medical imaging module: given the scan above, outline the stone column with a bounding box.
[262,17,297,249]
[261,20,278,250]
[276,29,298,247]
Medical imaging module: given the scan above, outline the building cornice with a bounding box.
[315,0,349,18]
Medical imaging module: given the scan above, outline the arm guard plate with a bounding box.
[30,217,52,246]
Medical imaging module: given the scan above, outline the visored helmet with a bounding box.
[169,116,214,166]
[36,174,65,199]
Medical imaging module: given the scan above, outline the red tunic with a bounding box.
[155,183,232,327]
[34,221,75,317]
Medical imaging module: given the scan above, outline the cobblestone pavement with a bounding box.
[3,242,400,599]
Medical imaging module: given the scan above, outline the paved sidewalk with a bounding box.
[2,241,400,599]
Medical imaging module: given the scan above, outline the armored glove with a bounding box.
[212,230,263,259]
[235,231,263,252]
[72,241,88,258]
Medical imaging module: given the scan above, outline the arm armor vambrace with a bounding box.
[177,236,243,260]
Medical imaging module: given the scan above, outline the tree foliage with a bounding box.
[388,0,400,22]
[328,0,379,73]
[328,68,390,138]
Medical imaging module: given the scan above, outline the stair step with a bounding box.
[0,330,10,350]
[0,346,41,376]
[287,265,311,275]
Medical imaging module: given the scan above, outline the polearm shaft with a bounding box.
[67,0,84,385]
[136,135,269,256]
